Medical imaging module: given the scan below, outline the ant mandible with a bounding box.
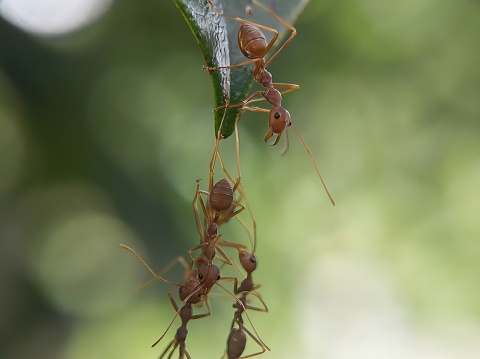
[204,0,335,206]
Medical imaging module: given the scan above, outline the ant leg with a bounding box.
[186,242,206,265]
[215,246,235,266]
[213,91,264,112]
[119,244,181,287]
[192,180,207,239]
[217,238,246,252]
[241,106,269,113]
[196,188,211,221]
[158,339,176,359]
[137,256,190,291]
[205,0,279,64]
[251,0,297,67]
[203,57,262,72]
[234,83,300,108]
[216,125,258,253]
[216,200,245,226]
[190,301,211,320]
[233,113,242,191]
[271,82,300,95]
[215,281,270,351]
[215,113,242,192]
[152,292,181,347]
[242,292,269,313]
[211,98,230,188]
[237,321,267,359]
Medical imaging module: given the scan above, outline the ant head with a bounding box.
[264,106,291,146]
[179,273,203,303]
[198,264,221,291]
[239,250,257,273]
[179,285,203,304]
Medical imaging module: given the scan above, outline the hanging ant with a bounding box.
[189,102,257,268]
[204,0,335,206]
[222,249,268,359]
[119,244,264,343]
[204,0,298,145]
[152,269,210,359]
[219,221,268,358]
[119,244,221,300]
[224,296,267,359]
[157,302,193,359]
[190,178,246,268]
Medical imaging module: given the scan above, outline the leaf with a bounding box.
[173,0,309,139]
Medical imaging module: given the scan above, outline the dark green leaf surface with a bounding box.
[172,0,309,138]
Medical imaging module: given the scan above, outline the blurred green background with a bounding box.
[1,0,479,358]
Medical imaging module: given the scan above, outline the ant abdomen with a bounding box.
[238,23,267,59]
[227,328,247,359]
[210,178,234,212]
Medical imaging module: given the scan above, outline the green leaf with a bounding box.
[172,0,309,138]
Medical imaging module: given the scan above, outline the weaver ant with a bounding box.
[220,217,267,358]
[119,244,221,301]
[189,102,258,268]
[224,296,267,359]
[222,248,268,359]
[204,0,335,206]
[190,178,245,267]
[157,302,195,359]
[118,244,266,347]
[154,278,210,359]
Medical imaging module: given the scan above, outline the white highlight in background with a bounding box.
[0,0,113,36]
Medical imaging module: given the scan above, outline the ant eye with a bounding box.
[274,112,281,119]
[179,287,183,294]
[250,257,256,263]
[199,273,204,280]
[217,274,221,280]
[197,292,201,297]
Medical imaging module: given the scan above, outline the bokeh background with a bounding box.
[1,0,479,358]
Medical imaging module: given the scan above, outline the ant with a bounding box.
[189,102,257,268]
[119,244,266,347]
[222,249,268,359]
[154,273,209,359]
[190,178,246,267]
[204,0,335,206]
[119,244,221,301]
[224,296,267,359]
[157,302,194,359]
[218,212,267,358]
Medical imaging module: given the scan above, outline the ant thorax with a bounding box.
[263,88,282,107]
[256,67,272,87]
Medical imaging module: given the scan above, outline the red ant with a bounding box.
[224,296,267,359]
[157,302,194,359]
[222,248,268,358]
[118,244,266,350]
[119,244,221,301]
[204,0,335,206]
[190,178,246,267]
[189,102,257,268]
[154,272,209,359]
